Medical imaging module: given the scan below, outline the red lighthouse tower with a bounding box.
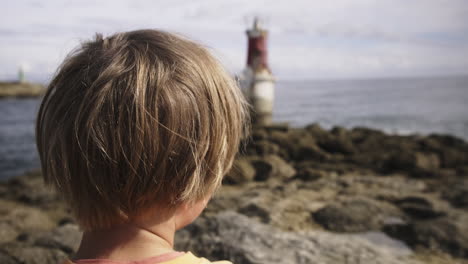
[246,18,270,72]
[240,18,275,125]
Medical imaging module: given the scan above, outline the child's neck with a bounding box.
[74,217,177,261]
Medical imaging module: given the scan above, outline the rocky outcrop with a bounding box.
[1,124,468,263]
[312,198,403,232]
[175,211,422,264]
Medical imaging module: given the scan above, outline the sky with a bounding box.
[1,0,468,82]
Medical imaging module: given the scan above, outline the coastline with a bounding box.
[0,124,467,263]
[0,82,45,98]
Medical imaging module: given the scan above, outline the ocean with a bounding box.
[1,75,467,180]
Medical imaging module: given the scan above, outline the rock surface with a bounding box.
[175,211,422,264]
[2,124,468,263]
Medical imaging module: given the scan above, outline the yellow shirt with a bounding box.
[64,252,232,264]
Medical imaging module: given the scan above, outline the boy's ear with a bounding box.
[174,197,209,230]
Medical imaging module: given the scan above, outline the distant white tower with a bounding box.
[18,66,25,83]
[240,18,275,125]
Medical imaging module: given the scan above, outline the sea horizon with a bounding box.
[1,74,468,180]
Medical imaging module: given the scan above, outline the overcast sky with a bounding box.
[1,0,468,82]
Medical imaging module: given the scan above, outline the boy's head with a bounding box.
[36,29,249,231]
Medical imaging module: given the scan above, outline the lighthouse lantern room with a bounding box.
[240,18,275,125]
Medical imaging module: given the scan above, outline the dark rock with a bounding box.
[457,166,468,175]
[238,203,271,223]
[383,152,440,176]
[16,232,31,242]
[263,123,290,132]
[313,198,401,232]
[316,126,356,155]
[5,171,59,208]
[438,149,468,169]
[384,215,468,258]
[297,143,329,161]
[305,123,329,142]
[268,130,295,160]
[268,130,291,148]
[423,135,468,168]
[350,127,386,145]
[394,196,445,219]
[294,168,326,181]
[441,180,468,209]
[0,251,17,264]
[251,129,268,141]
[318,137,355,155]
[252,140,280,156]
[251,160,272,181]
[252,155,295,181]
[58,217,76,226]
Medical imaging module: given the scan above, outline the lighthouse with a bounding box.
[240,18,275,125]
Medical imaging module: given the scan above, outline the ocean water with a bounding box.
[1,75,468,180]
[0,98,40,180]
[274,75,468,138]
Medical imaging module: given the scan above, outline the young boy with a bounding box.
[36,29,249,264]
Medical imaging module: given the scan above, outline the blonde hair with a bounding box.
[36,29,250,230]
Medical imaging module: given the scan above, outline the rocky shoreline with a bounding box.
[0,82,45,98]
[1,124,467,263]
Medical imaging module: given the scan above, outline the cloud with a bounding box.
[0,0,467,81]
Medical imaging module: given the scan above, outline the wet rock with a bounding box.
[313,198,402,232]
[176,211,421,264]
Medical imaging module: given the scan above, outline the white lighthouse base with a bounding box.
[245,68,275,125]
